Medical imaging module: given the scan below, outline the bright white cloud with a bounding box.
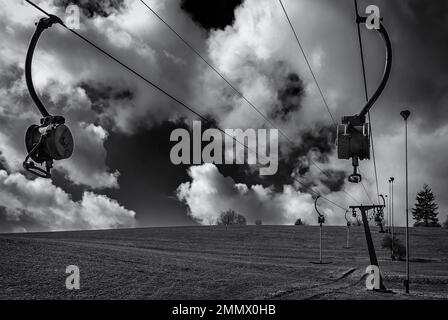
[177,163,345,226]
[0,170,136,232]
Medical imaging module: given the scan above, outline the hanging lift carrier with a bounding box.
[337,14,392,183]
[23,15,74,178]
[310,195,332,265]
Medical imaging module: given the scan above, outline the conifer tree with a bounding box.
[412,184,440,227]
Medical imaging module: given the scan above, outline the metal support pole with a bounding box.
[319,223,323,263]
[401,110,411,293]
[347,226,350,249]
[352,205,386,290]
[388,182,391,232]
[385,194,389,232]
[390,177,395,259]
[360,208,379,266]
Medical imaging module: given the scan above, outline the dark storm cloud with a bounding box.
[0,64,22,90]
[216,124,344,193]
[104,120,196,226]
[272,73,305,120]
[180,0,243,30]
[79,81,134,121]
[321,169,346,192]
[53,0,125,18]
[371,0,448,133]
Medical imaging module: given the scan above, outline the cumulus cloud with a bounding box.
[0,170,135,232]
[55,122,120,188]
[177,163,344,225]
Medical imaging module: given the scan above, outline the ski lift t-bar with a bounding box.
[314,195,325,225]
[23,14,74,179]
[337,14,392,184]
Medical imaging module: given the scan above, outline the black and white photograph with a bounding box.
[0,0,447,314]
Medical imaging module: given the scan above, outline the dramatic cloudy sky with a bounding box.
[0,0,447,232]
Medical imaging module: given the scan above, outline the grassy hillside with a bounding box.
[0,225,447,299]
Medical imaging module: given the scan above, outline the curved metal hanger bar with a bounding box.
[314,195,323,219]
[25,15,63,119]
[344,209,351,226]
[356,17,392,121]
[314,195,326,225]
[379,194,385,207]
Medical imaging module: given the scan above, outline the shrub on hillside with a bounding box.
[414,221,441,228]
[381,235,406,261]
[442,216,448,229]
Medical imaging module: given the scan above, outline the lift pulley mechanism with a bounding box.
[310,195,332,265]
[337,11,392,183]
[23,15,74,178]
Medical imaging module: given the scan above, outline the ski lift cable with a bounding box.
[280,0,379,204]
[279,0,371,204]
[278,0,337,127]
[354,0,380,202]
[357,168,375,204]
[139,0,361,205]
[24,0,348,212]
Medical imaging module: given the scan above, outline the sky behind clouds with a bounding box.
[0,0,447,232]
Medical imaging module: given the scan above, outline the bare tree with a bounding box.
[217,210,247,226]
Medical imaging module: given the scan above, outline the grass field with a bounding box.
[0,225,447,300]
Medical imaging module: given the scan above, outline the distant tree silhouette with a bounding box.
[412,184,440,227]
[217,210,247,226]
[381,235,406,261]
[373,208,385,233]
[294,218,305,226]
[354,216,362,226]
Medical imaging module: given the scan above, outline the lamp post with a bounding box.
[389,177,395,259]
[385,194,388,232]
[400,110,411,294]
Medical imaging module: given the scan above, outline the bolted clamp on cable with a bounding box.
[23,14,74,179]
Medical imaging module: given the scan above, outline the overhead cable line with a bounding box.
[278,0,337,127]
[25,0,347,211]
[140,0,361,205]
[354,0,380,203]
[279,0,370,205]
[358,168,375,204]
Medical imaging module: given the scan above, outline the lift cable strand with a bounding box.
[278,0,336,127]
[279,0,368,205]
[140,0,361,205]
[354,0,380,203]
